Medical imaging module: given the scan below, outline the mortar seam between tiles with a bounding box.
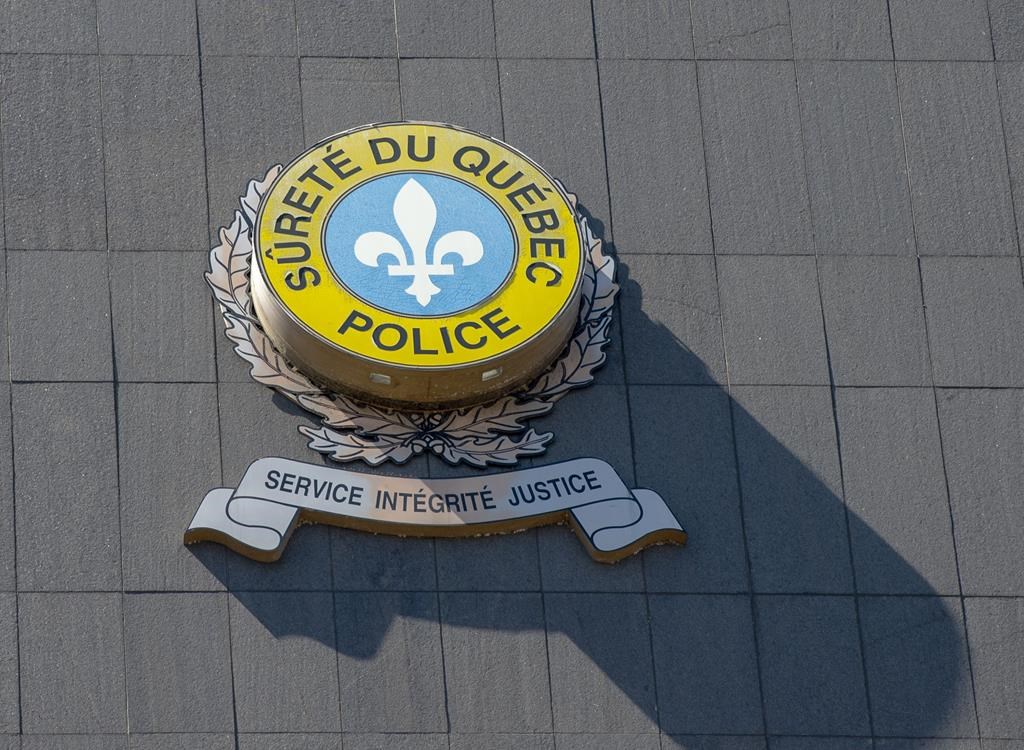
[887,0,984,740]
[190,1,243,743]
[0,39,25,739]
[591,0,665,738]
[92,15,133,733]
[786,0,878,741]
[689,1,771,738]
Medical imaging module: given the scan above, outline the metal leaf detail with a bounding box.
[208,167,619,467]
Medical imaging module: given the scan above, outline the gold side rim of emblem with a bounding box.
[250,121,586,410]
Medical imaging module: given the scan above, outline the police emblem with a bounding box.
[188,122,686,563]
[212,122,613,466]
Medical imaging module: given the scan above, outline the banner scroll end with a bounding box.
[183,525,288,564]
[585,526,688,565]
[182,488,293,563]
[581,487,687,563]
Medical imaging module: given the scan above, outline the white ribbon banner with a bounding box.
[185,457,685,563]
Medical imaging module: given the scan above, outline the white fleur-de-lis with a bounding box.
[354,178,484,307]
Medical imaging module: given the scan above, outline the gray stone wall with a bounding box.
[1,1,1024,748]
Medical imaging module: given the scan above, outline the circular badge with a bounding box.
[251,122,585,409]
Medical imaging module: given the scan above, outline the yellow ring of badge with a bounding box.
[251,122,585,409]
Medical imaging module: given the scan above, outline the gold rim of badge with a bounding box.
[251,122,586,410]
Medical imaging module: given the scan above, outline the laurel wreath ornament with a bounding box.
[208,165,618,467]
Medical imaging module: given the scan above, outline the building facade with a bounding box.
[1,1,1024,748]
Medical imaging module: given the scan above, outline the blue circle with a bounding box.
[324,173,516,317]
